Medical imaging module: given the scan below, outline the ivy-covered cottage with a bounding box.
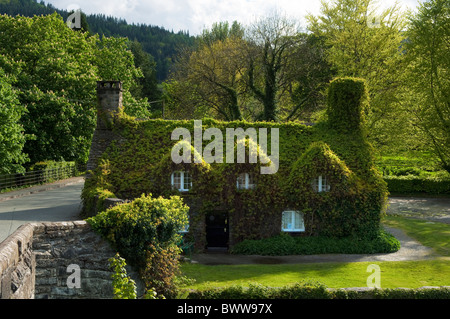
[83,79,389,252]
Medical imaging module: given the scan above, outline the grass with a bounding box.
[179,215,450,290]
[383,215,450,256]
[180,259,449,290]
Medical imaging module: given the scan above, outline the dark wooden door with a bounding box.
[205,211,229,248]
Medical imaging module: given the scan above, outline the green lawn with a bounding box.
[180,216,450,290]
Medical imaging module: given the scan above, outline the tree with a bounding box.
[165,22,248,120]
[94,35,152,119]
[404,0,450,172]
[307,0,408,137]
[245,13,302,121]
[0,13,98,165]
[281,33,335,122]
[128,40,161,112]
[0,59,28,174]
[0,13,150,166]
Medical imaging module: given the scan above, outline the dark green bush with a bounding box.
[185,284,450,299]
[383,175,450,194]
[230,229,400,256]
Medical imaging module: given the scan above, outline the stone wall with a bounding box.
[0,223,35,299]
[0,221,143,299]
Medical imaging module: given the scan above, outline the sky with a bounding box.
[46,0,422,35]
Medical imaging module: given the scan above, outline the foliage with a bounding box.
[0,0,195,82]
[0,13,151,167]
[307,0,408,145]
[383,174,450,195]
[84,78,388,247]
[0,61,28,174]
[403,0,450,173]
[108,253,137,299]
[184,282,450,299]
[326,77,368,132]
[383,215,450,257]
[231,229,400,255]
[165,36,247,120]
[29,160,78,184]
[245,13,303,121]
[0,13,97,165]
[165,15,333,123]
[87,194,189,297]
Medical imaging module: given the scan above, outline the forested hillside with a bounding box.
[0,0,195,81]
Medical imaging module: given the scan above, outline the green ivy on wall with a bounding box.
[82,77,390,248]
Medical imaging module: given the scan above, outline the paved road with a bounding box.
[0,177,85,244]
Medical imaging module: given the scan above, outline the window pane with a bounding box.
[282,211,291,230]
[237,173,246,189]
[247,173,255,189]
[322,176,330,192]
[183,171,192,190]
[172,172,181,190]
[294,212,304,230]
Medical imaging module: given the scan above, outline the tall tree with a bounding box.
[165,22,248,120]
[0,13,150,166]
[0,58,28,174]
[245,13,302,121]
[307,0,408,136]
[404,0,450,172]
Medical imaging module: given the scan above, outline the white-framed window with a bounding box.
[236,173,255,190]
[281,211,305,232]
[171,171,192,192]
[311,175,330,192]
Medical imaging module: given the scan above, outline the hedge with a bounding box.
[184,282,450,299]
[230,229,400,256]
[383,175,450,195]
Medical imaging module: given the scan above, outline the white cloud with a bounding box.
[46,0,421,34]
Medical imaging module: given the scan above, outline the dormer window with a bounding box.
[171,171,192,192]
[312,175,330,192]
[236,173,255,190]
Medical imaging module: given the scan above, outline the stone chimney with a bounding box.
[96,81,123,130]
[86,81,123,172]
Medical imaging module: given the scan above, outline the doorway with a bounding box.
[205,211,229,249]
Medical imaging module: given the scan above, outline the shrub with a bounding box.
[109,253,137,299]
[87,194,189,298]
[383,174,450,194]
[185,284,450,299]
[30,160,77,183]
[230,228,400,256]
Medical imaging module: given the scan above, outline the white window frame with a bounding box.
[236,173,255,190]
[171,171,192,192]
[312,175,330,192]
[281,211,305,232]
